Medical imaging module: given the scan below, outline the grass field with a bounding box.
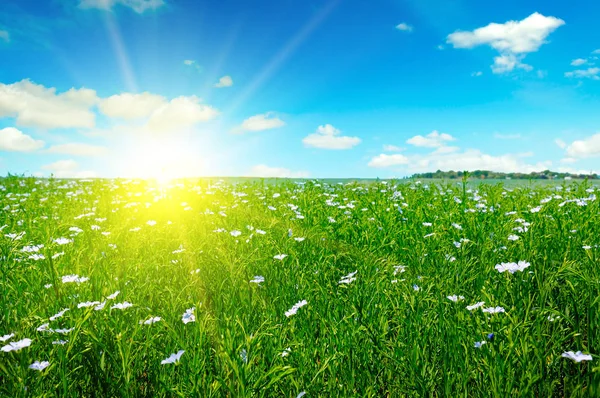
[1,176,598,397]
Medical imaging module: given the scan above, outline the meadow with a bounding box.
[0,176,598,397]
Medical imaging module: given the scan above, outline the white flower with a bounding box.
[62,274,89,284]
[285,300,308,317]
[530,206,541,213]
[294,237,305,242]
[77,301,100,308]
[495,261,530,274]
[339,271,357,285]
[273,254,287,260]
[447,295,465,302]
[0,333,14,342]
[508,235,520,241]
[29,361,50,371]
[146,220,157,226]
[482,306,505,314]
[49,308,69,321]
[256,229,266,235]
[474,341,487,348]
[37,323,52,333]
[52,252,64,259]
[466,302,485,311]
[250,276,265,284]
[53,238,72,245]
[1,338,32,352]
[393,265,406,275]
[52,340,68,345]
[29,254,45,261]
[94,301,106,311]
[281,347,291,357]
[106,291,120,300]
[230,230,242,237]
[111,302,133,310]
[44,284,53,289]
[182,307,196,324]
[54,328,74,335]
[562,351,593,362]
[140,317,162,325]
[161,350,185,365]
[422,222,432,227]
[297,392,306,398]
[583,245,592,250]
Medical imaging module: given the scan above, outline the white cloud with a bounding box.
[79,0,164,13]
[369,148,551,173]
[471,71,483,77]
[406,130,455,148]
[183,60,195,66]
[99,92,166,119]
[0,127,44,152]
[446,12,564,74]
[564,67,600,80]
[41,159,97,178]
[214,75,233,88]
[144,96,219,133]
[494,133,522,139]
[432,146,460,154]
[395,23,413,32]
[560,157,577,164]
[0,80,98,129]
[249,164,309,178]
[555,138,567,149]
[570,58,587,66]
[0,30,9,42]
[557,166,598,175]
[593,49,600,55]
[45,143,108,157]
[238,113,285,132]
[383,144,403,152]
[302,124,361,150]
[563,133,600,158]
[368,154,409,168]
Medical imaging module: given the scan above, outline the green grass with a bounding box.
[0,176,599,397]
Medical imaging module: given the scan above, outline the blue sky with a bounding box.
[0,0,599,179]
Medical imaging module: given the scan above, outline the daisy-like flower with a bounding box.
[77,301,100,309]
[106,291,120,300]
[161,350,185,365]
[230,230,242,237]
[530,206,542,213]
[53,238,72,245]
[507,235,520,241]
[281,347,291,357]
[447,295,465,302]
[393,265,406,275]
[37,323,52,333]
[29,361,50,371]
[29,254,45,261]
[285,300,308,318]
[482,306,505,314]
[62,275,89,284]
[94,302,106,311]
[182,307,196,324]
[273,254,287,261]
[1,338,32,352]
[49,308,69,321]
[466,302,485,311]
[0,333,14,342]
[250,276,265,284]
[139,317,162,325]
[562,351,593,363]
[111,302,133,310]
[294,237,305,242]
[495,261,531,274]
[255,229,266,235]
[339,271,357,285]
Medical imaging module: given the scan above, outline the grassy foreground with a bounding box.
[0,176,599,397]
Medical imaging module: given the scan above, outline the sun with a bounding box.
[118,138,207,184]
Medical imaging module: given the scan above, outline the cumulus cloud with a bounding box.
[446,12,564,74]
[41,159,97,178]
[368,154,409,168]
[79,0,164,13]
[406,130,455,148]
[214,75,233,88]
[0,80,98,129]
[368,148,551,173]
[395,23,413,32]
[237,113,285,132]
[45,143,108,157]
[99,92,166,119]
[144,96,219,133]
[564,67,600,80]
[0,127,44,152]
[249,164,309,178]
[562,133,600,159]
[302,124,361,150]
[0,30,9,42]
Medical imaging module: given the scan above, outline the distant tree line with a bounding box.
[410,170,598,180]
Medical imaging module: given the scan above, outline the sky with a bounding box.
[0,0,599,179]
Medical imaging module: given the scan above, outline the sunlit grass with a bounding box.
[0,176,598,396]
